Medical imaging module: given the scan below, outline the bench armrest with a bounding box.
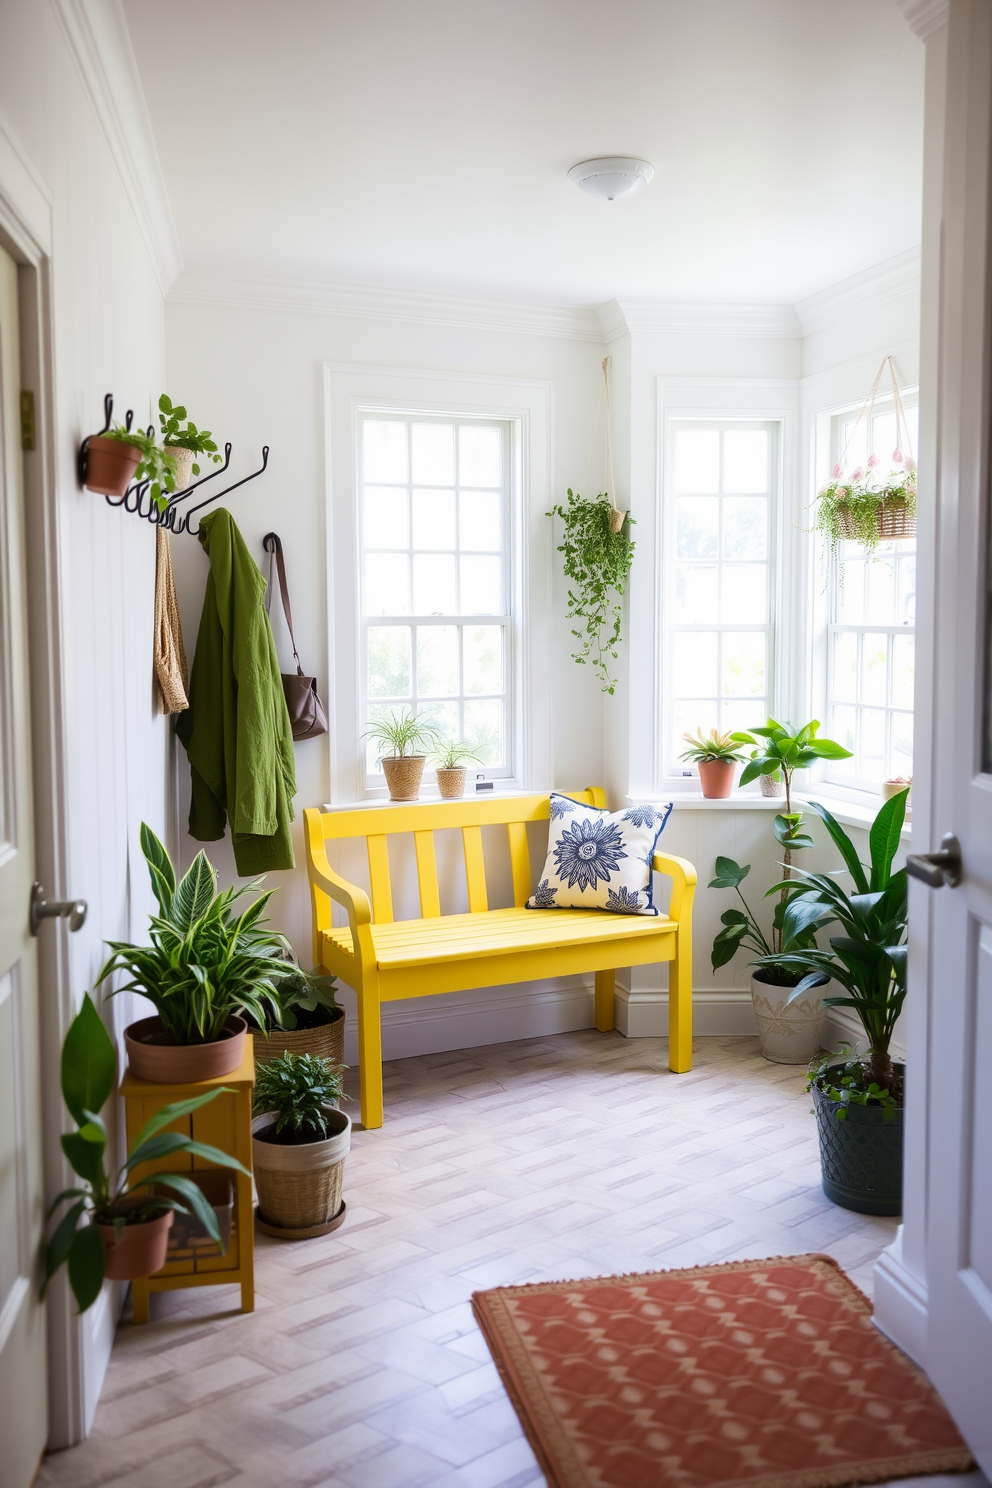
[304,809,372,966]
[652,852,697,923]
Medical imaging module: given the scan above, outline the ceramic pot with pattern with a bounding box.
[812,1068,904,1216]
[750,971,827,1064]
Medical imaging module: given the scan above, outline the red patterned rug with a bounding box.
[472,1254,972,1488]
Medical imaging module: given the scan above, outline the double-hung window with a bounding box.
[664,420,779,773]
[359,412,513,788]
[823,399,918,789]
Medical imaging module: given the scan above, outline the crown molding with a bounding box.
[897,0,949,41]
[599,298,801,341]
[168,270,605,343]
[794,247,921,336]
[50,0,182,293]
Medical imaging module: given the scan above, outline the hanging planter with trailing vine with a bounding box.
[548,358,635,695]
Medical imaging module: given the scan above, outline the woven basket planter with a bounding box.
[252,1106,351,1238]
[436,766,467,799]
[252,1009,344,1069]
[381,754,426,801]
[836,498,916,543]
[164,445,194,492]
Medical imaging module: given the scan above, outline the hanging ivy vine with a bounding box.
[547,489,635,695]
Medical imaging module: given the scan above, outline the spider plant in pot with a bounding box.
[158,393,223,492]
[365,709,443,800]
[44,995,250,1310]
[252,1052,351,1239]
[433,740,483,799]
[756,789,910,1216]
[98,824,294,1083]
[679,729,746,799]
[248,964,344,1069]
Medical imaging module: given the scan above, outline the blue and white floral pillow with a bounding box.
[526,794,674,916]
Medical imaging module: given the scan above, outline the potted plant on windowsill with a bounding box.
[679,729,746,798]
[252,1052,351,1239]
[756,789,909,1216]
[158,394,223,492]
[248,965,344,1069]
[365,709,443,801]
[433,740,483,799]
[98,824,294,1083]
[709,719,852,1061]
[43,994,250,1311]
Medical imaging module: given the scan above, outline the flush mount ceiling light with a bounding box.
[567,156,655,201]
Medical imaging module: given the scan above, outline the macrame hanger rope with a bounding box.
[582,367,607,492]
[887,355,915,460]
[603,356,617,509]
[839,358,886,470]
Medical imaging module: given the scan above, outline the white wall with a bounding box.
[1,0,169,1445]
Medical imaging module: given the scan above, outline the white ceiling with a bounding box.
[122,0,924,309]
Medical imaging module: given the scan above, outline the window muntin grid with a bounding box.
[665,421,777,774]
[359,413,512,786]
[825,402,918,789]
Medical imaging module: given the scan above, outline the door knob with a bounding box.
[905,833,962,889]
[30,882,88,935]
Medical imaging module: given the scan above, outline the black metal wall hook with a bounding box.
[79,394,270,533]
[174,446,270,536]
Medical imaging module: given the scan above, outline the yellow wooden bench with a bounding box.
[304,789,695,1129]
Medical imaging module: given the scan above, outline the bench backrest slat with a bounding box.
[321,790,604,923]
[461,826,489,913]
[507,822,532,908]
[414,830,442,918]
[367,834,393,924]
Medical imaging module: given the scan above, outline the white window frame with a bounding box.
[633,381,798,800]
[324,364,552,804]
[815,388,919,795]
[358,410,514,789]
[661,416,782,780]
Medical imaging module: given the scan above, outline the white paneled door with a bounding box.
[915,1,992,1471]
[0,245,47,1479]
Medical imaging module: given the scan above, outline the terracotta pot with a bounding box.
[164,445,194,491]
[252,1106,351,1237]
[84,433,142,496]
[98,1207,174,1280]
[381,755,426,801]
[750,971,828,1064]
[252,1007,344,1069]
[697,758,736,798]
[124,1014,247,1083]
[436,766,467,799]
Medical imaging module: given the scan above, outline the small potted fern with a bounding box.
[679,729,746,798]
[434,740,483,799]
[252,1052,350,1239]
[365,709,443,800]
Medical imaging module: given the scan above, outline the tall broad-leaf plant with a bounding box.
[757,788,909,1105]
[98,824,294,1045]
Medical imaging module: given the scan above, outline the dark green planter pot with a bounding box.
[812,1076,904,1216]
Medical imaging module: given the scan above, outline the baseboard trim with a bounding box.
[615,987,758,1038]
[872,1229,928,1368]
[824,1006,907,1060]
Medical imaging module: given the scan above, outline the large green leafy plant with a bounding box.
[253,1051,346,1143]
[98,825,293,1045]
[547,489,635,695]
[710,720,852,976]
[44,995,249,1313]
[759,790,910,1107]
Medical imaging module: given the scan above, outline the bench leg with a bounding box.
[594,969,615,1032]
[668,939,692,1072]
[357,975,385,1129]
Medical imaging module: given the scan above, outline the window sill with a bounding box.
[627,791,912,836]
[323,782,541,812]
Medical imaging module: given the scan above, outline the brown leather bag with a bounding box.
[263,531,328,741]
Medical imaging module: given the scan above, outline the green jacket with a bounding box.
[176,509,297,873]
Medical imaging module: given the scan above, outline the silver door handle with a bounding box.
[30,882,87,935]
[905,833,962,889]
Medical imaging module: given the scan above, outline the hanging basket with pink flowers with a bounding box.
[813,356,917,560]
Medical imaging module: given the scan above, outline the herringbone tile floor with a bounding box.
[40,1033,908,1488]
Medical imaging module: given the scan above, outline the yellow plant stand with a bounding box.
[121,1041,255,1324]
